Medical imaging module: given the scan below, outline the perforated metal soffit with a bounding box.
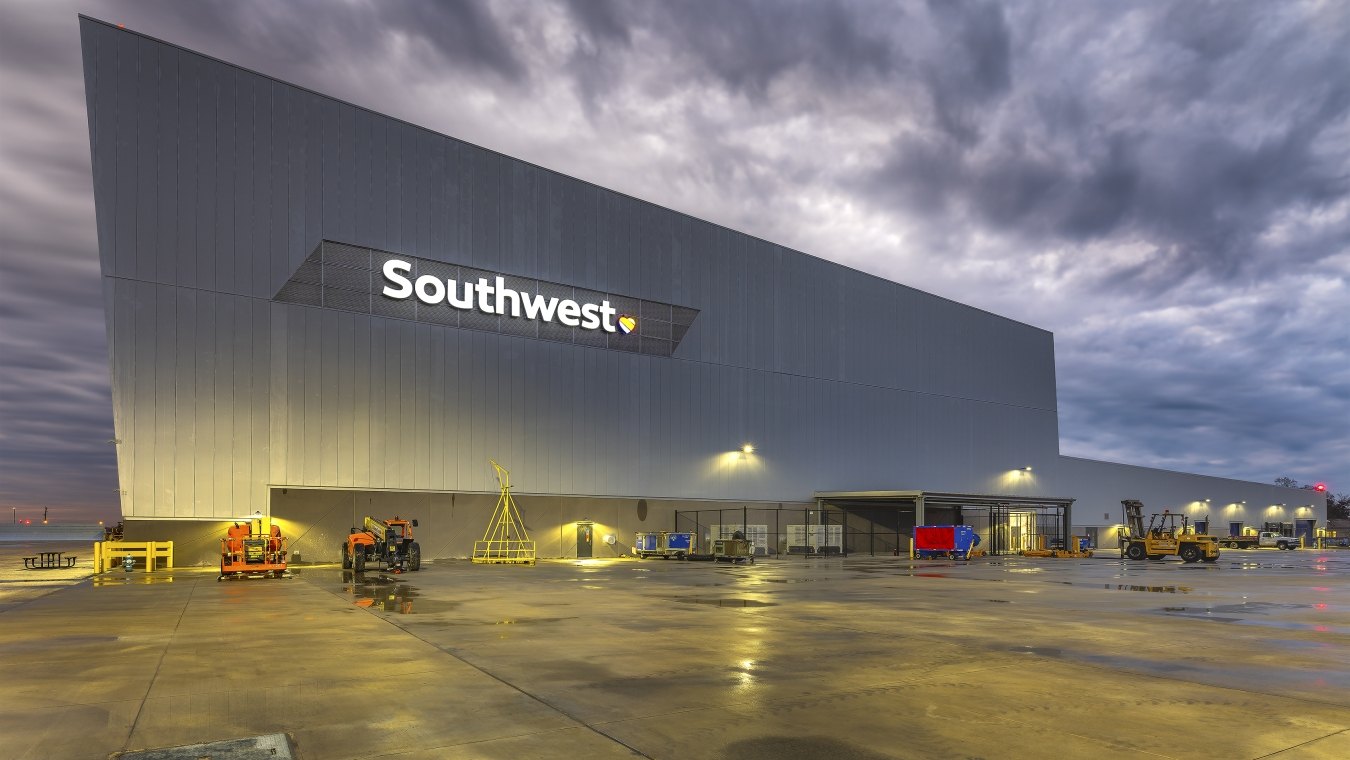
[273,241,700,357]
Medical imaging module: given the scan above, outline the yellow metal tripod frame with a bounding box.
[472,460,537,565]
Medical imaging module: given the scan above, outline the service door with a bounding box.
[577,524,593,558]
[1296,520,1315,544]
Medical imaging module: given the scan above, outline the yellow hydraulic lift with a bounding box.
[472,460,537,565]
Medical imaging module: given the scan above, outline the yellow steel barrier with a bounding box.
[92,541,174,573]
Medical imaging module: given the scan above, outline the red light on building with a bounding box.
[1313,483,1327,492]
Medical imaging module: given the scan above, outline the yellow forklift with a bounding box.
[1119,500,1220,563]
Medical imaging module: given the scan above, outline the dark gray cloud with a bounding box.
[2,0,1347,521]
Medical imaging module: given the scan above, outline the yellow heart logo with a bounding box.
[617,315,637,334]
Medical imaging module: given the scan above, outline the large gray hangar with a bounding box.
[79,17,1325,564]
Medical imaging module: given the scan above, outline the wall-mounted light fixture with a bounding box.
[741,443,755,455]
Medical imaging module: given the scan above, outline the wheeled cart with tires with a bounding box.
[343,516,423,573]
[914,525,980,560]
[634,531,695,559]
[711,537,755,564]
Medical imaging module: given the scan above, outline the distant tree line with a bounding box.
[1275,477,1350,521]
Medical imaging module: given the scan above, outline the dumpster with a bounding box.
[914,525,979,560]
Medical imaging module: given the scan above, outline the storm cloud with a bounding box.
[2,0,1347,521]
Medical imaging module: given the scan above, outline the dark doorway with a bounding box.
[577,523,593,558]
[1229,522,1243,537]
[1194,519,1208,535]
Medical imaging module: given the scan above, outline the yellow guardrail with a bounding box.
[93,541,174,573]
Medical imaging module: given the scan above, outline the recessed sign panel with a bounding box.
[273,241,698,357]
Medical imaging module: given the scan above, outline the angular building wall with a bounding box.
[81,18,1060,521]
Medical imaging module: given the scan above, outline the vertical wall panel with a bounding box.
[174,289,197,514]
[151,284,175,516]
[247,298,271,515]
[319,311,338,486]
[84,24,119,277]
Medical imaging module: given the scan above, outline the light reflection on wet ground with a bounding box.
[300,549,1350,699]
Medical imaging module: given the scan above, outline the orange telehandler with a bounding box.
[343,516,422,573]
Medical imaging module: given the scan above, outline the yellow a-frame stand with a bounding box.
[472,460,537,565]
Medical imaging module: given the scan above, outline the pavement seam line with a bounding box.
[120,577,200,752]
[1248,728,1349,759]
[305,574,656,760]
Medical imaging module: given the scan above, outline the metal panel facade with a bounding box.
[78,18,1057,518]
[83,19,1320,530]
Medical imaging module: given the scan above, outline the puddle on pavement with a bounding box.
[341,574,450,614]
[1105,584,1192,593]
[434,616,578,626]
[93,575,175,586]
[664,597,779,608]
[1156,601,1322,627]
[1010,645,1063,657]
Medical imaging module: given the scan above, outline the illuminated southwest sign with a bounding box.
[274,241,697,357]
[380,260,627,333]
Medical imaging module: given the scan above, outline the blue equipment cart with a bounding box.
[635,531,695,559]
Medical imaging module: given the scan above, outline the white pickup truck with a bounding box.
[1219,531,1301,550]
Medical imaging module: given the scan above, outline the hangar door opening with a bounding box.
[814,491,1076,557]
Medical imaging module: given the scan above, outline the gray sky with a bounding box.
[2,0,1347,522]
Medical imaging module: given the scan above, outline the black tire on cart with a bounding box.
[1179,545,1200,563]
[1227,541,1240,549]
[1125,543,1147,561]
[408,542,421,571]
[342,544,353,569]
[353,550,365,573]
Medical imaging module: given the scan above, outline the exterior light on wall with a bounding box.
[741,444,755,455]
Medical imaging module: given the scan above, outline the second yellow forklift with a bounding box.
[1119,499,1220,563]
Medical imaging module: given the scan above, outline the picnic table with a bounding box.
[22,551,77,569]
